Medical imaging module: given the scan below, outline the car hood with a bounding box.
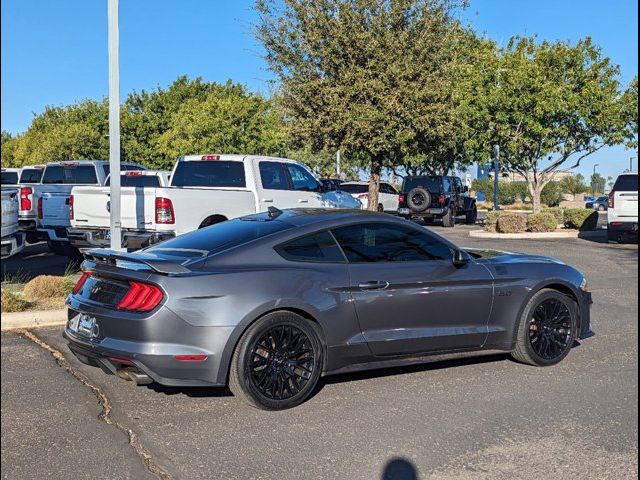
[464,248,566,265]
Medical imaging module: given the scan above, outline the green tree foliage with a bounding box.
[255,0,472,209]
[470,37,637,213]
[560,173,589,200]
[1,131,17,166]
[590,172,606,195]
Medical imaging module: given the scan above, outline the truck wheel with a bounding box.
[465,204,478,224]
[442,205,455,228]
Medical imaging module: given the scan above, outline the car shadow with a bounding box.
[145,382,233,398]
[382,457,419,480]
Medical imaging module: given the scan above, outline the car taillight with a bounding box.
[117,281,164,312]
[72,271,92,295]
[438,194,446,206]
[155,197,175,224]
[69,195,74,220]
[398,194,406,205]
[37,197,43,219]
[608,190,615,208]
[201,155,220,161]
[20,187,32,211]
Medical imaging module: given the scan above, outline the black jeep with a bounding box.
[397,175,477,227]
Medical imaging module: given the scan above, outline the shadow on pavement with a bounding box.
[382,457,419,480]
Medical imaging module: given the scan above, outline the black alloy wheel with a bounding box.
[528,298,573,360]
[229,311,323,410]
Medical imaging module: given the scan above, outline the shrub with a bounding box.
[541,181,564,207]
[23,275,76,301]
[543,207,565,224]
[563,208,599,231]
[1,289,31,313]
[471,178,517,205]
[496,213,527,233]
[484,211,502,232]
[527,212,558,233]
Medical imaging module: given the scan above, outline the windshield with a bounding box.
[1,171,19,185]
[19,169,44,183]
[145,217,293,256]
[171,161,246,188]
[402,177,441,193]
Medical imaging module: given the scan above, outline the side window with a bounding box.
[259,162,290,190]
[382,183,397,194]
[285,163,320,192]
[275,231,345,263]
[442,178,451,193]
[331,223,452,263]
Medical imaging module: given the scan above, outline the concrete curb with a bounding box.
[469,229,580,240]
[1,309,67,331]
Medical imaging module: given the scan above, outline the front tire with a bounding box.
[465,204,478,224]
[511,289,577,366]
[229,311,323,410]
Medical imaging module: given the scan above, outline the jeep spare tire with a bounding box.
[407,188,431,212]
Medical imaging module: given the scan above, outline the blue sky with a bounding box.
[1,0,638,178]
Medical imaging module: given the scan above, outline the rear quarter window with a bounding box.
[275,231,345,263]
[1,171,19,185]
[106,175,160,187]
[19,169,44,183]
[613,175,638,192]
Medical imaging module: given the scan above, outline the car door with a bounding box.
[256,161,301,211]
[331,222,494,356]
[381,183,399,212]
[283,162,324,207]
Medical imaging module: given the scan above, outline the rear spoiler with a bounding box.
[84,249,192,275]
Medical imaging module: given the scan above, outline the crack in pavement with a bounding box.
[17,329,174,480]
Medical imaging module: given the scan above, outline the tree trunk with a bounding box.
[529,182,543,214]
[367,156,383,211]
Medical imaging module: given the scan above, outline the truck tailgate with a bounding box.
[71,186,159,230]
[1,189,19,237]
[40,192,72,227]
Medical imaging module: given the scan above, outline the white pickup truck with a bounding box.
[68,154,361,250]
[607,171,638,243]
[1,188,26,259]
[35,160,145,256]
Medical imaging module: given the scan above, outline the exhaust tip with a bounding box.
[117,368,153,385]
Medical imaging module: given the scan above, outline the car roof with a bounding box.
[241,208,400,228]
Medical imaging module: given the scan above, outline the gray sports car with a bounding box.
[64,209,593,410]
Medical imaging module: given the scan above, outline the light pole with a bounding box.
[493,145,500,211]
[592,164,599,194]
[108,0,122,250]
[631,156,637,172]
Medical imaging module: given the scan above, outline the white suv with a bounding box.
[339,181,399,212]
[607,172,638,243]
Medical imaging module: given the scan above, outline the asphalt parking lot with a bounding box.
[1,219,638,479]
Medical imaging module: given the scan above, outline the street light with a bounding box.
[108,0,122,250]
[631,156,637,172]
[592,164,600,195]
[593,164,599,175]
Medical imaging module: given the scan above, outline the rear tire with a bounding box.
[377,204,384,213]
[229,311,323,410]
[597,205,606,212]
[442,205,455,228]
[511,289,577,367]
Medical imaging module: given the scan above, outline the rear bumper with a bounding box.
[578,290,594,340]
[608,221,638,232]
[68,228,175,250]
[63,303,232,387]
[398,207,447,218]
[1,232,26,259]
[38,226,69,242]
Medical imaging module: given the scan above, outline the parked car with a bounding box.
[64,208,593,410]
[35,160,145,257]
[397,175,477,227]
[339,181,399,213]
[607,172,638,243]
[68,155,361,250]
[1,167,21,185]
[585,196,609,211]
[16,165,46,241]
[68,170,171,248]
[1,188,26,259]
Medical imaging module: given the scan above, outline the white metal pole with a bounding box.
[336,150,341,178]
[108,0,122,250]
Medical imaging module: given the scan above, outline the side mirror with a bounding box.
[463,185,469,193]
[452,249,470,268]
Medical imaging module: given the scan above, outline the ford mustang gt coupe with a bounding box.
[64,208,593,410]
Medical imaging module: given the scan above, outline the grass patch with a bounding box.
[1,289,32,313]
[23,275,76,301]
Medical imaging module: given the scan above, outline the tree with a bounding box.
[560,173,589,200]
[255,0,472,210]
[1,131,18,167]
[590,172,606,195]
[470,37,637,213]
[156,84,287,161]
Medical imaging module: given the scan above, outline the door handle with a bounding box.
[262,199,274,203]
[358,281,389,290]
[297,199,309,203]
